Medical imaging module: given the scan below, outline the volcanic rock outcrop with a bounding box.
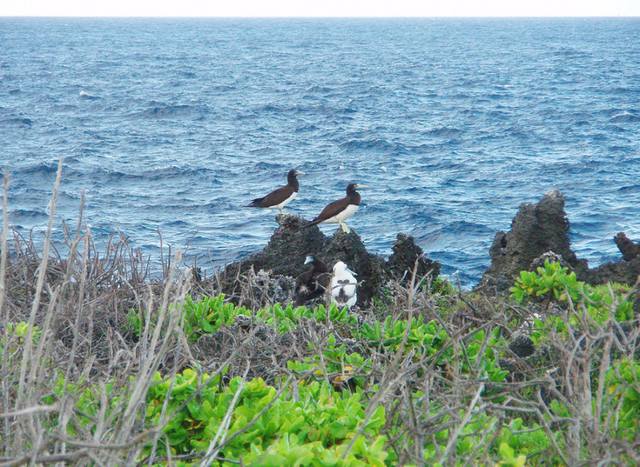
[479,190,588,291]
[220,215,440,306]
[586,232,640,285]
[479,189,640,292]
[385,233,442,288]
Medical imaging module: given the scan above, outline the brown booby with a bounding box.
[246,169,304,213]
[294,255,330,306]
[307,183,366,233]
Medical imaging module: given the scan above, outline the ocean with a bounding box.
[1,18,639,285]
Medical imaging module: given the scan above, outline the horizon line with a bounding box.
[2,15,640,19]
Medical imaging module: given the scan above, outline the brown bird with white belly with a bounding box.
[246,169,304,214]
[306,183,366,233]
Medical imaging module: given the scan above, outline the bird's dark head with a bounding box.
[287,169,304,189]
[288,169,304,181]
[346,183,367,196]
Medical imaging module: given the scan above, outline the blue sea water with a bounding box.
[1,18,639,286]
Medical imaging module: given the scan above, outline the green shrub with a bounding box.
[431,276,457,296]
[128,295,358,342]
[358,317,508,383]
[511,261,584,304]
[2,321,41,344]
[146,369,388,465]
[287,334,371,388]
[496,442,527,467]
[182,295,251,341]
[1,321,42,361]
[496,418,552,463]
[254,302,357,333]
[39,371,122,438]
[605,358,640,441]
[358,315,449,357]
[511,260,634,342]
[125,308,144,336]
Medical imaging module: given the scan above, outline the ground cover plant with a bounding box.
[1,166,639,465]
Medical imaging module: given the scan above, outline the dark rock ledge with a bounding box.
[219,215,440,306]
[479,190,640,293]
[217,190,638,305]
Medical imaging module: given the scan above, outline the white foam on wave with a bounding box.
[79,90,99,99]
[612,111,633,118]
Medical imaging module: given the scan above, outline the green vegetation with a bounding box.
[511,259,634,323]
[3,256,638,465]
[127,295,357,342]
[147,371,388,465]
[511,260,635,344]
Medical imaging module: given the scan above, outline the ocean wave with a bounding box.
[200,199,237,210]
[339,138,408,154]
[257,103,357,116]
[209,84,236,92]
[617,184,640,193]
[259,103,282,113]
[422,126,463,138]
[11,209,49,221]
[253,161,287,171]
[611,86,640,96]
[162,219,189,227]
[552,47,590,58]
[417,221,493,245]
[132,166,200,181]
[0,116,32,127]
[605,124,629,134]
[419,159,466,170]
[14,161,59,176]
[248,146,273,155]
[305,85,333,93]
[109,165,212,182]
[79,90,100,100]
[571,220,613,233]
[609,111,640,123]
[22,164,214,184]
[295,124,319,133]
[137,102,211,119]
[608,145,633,153]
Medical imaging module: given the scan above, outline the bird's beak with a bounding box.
[304,257,312,265]
[347,268,357,276]
[356,184,368,189]
[296,171,306,176]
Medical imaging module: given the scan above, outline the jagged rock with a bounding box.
[220,214,439,306]
[221,215,324,279]
[257,215,326,277]
[387,233,440,283]
[479,190,640,291]
[479,190,588,292]
[586,262,639,286]
[252,270,297,304]
[614,232,640,262]
[585,232,640,285]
